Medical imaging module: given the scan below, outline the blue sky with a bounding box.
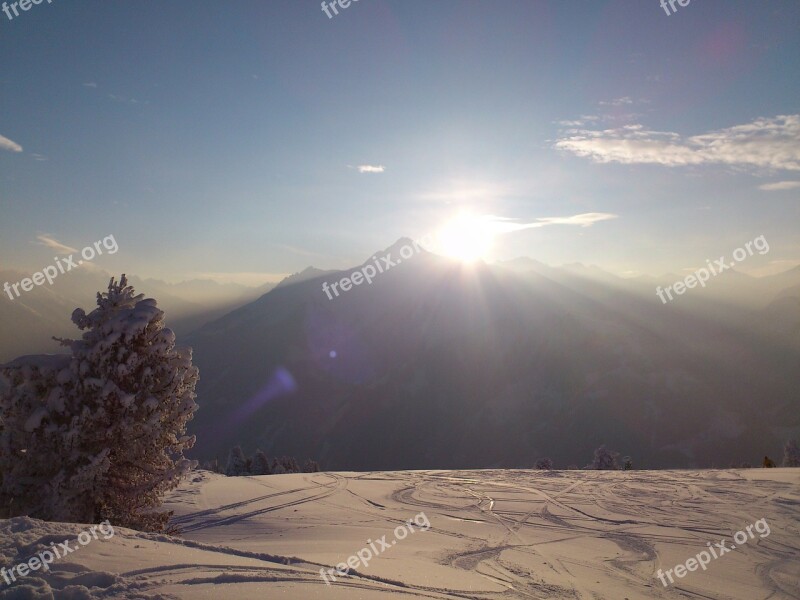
[1,0,798,284]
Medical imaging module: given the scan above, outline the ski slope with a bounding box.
[1,468,798,599]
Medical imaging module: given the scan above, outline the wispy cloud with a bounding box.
[488,212,619,232]
[82,82,98,88]
[556,115,600,127]
[31,153,48,162]
[0,134,23,153]
[758,180,800,191]
[35,234,78,255]
[356,164,385,174]
[555,114,800,172]
[599,96,634,107]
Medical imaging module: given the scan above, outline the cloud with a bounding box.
[599,96,634,106]
[528,212,619,228]
[556,115,600,127]
[758,180,800,191]
[35,234,78,255]
[554,114,800,172]
[484,212,619,233]
[83,82,98,88]
[769,259,800,266]
[0,134,23,153]
[356,165,385,173]
[31,153,48,162]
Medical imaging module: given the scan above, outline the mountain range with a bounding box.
[3,241,798,469]
[183,239,800,469]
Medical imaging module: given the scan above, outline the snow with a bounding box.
[1,468,798,599]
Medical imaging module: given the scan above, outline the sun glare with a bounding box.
[436,213,494,263]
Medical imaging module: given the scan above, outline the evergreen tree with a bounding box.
[280,456,301,473]
[784,439,800,467]
[251,450,272,475]
[226,446,248,476]
[302,459,321,473]
[0,276,198,531]
[534,458,553,470]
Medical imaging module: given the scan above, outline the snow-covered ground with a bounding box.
[1,468,798,599]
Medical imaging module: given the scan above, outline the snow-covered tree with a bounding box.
[270,458,287,474]
[0,276,199,531]
[251,450,272,475]
[623,456,633,470]
[283,456,301,473]
[784,439,800,467]
[226,446,248,476]
[201,458,222,473]
[302,459,321,473]
[534,458,553,470]
[591,445,619,470]
[0,355,72,520]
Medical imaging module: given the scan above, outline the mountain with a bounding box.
[0,269,274,362]
[185,240,800,470]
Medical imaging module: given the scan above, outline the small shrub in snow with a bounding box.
[591,445,620,470]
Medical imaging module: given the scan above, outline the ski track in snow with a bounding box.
[0,468,798,599]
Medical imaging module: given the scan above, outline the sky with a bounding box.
[1,0,799,285]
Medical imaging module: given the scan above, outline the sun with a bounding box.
[435,213,495,263]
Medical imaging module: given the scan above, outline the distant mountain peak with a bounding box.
[275,266,329,289]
